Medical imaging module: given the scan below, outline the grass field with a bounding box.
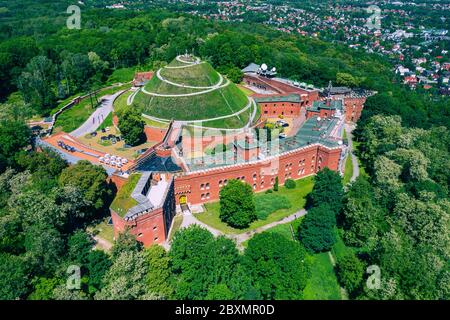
[106,67,135,84]
[195,176,314,234]
[97,112,113,131]
[87,218,115,244]
[303,252,342,300]
[343,154,353,185]
[168,214,184,241]
[110,173,141,217]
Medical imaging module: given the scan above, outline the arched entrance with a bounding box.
[179,195,189,213]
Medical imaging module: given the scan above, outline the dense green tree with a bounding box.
[299,205,337,253]
[226,67,244,84]
[28,277,60,300]
[341,176,383,249]
[0,253,29,299]
[67,231,94,265]
[206,283,234,300]
[219,179,256,229]
[111,231,143,261]
[308,168,343,214]
[118,108,146,146]
[86,250,111,295]
[170,226,239,299]
[145,245,174,299]
[0,119,31,172]
[58,160,111,212]
[243,232,308,299]
[336,253,365,296]
[96,251,149,300]
[24,224,65,276]
[17,55,56,112]
[336,72,358,87]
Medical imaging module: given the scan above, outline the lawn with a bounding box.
[168,214,184,241]
[343,154,353,185]
[87,218,115,244]
[303,252,342,300]
[237,84,255,96]
[110,173,141,217]
[195,176,314,234]
[107,67,136,84]
[241,217,303,248]
[113,90,132,115]
[97,112,113,131]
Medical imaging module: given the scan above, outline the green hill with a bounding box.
[133,57,253,129]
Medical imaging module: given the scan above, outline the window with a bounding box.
[253,173,257,180]
[253,184,257,190]
[205,183,210,190]
[200,183,205,190]
[154,237,158,241]
[264,111,268,114]
[241,176,245,180]
[138,233,143,238]
[219,180,223,187]
[201,194,205,200]
[318,156,322,164]
[224,179,228,185]
[153,226,157,230]
[206,193,210,199]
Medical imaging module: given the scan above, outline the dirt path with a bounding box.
[93,236,113,251]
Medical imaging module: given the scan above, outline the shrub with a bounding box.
[284,179,296,189]
[273,177,279,191]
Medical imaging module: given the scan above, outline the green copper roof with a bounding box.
[308,100,343,112]
[254,94,301,103]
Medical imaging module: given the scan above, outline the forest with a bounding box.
[0,0,448,300]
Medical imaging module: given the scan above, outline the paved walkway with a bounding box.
[344,124,360,182]
[176,207,307,249]
[70,90,124,137]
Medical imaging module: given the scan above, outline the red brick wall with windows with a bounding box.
[259,101,302,118]
[111,208,167,247]
[174,144,342,205]
[343,97,366,122]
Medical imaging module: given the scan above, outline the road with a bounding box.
[70,90,125,138]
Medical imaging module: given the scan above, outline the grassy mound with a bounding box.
[133,59,250,128]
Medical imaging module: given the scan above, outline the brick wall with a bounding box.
[174,144,342,205]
